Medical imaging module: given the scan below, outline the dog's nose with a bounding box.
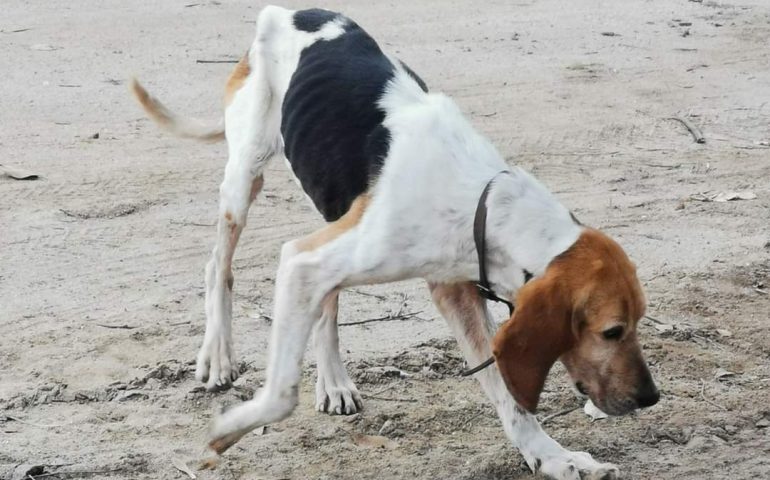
[635,385,660,408]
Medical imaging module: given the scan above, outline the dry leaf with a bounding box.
[712,191,756,202]
[690,191,757,202]
[171,457,197,479]
[716,329,733,337]
[583,399,608,421]
[0,164,39,180]
[350,432,398,449]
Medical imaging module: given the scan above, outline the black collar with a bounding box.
[462,176,581,378]
[473,171,533,314]
[462,171,533,377]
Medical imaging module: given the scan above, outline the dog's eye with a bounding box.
[602,326,624,340]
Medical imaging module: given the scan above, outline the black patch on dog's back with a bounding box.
[293,8,338,33]
[282,14,428,222]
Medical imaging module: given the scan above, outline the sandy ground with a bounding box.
[2,0,769,479]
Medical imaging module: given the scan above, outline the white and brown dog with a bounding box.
[132,6,659,479]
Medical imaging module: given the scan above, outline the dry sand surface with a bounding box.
[2,0,770,479]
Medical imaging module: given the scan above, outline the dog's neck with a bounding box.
[481,168,582,297]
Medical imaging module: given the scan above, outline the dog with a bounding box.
[131,6,659,479]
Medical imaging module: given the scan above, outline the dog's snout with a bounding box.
[635,384,660,408]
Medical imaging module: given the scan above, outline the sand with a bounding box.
[2,1,769,479]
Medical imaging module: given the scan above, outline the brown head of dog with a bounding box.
[492,228,659,415]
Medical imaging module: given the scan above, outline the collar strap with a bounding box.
[459,356,495,377]
[463,171,534,377]
[473,171,515,315]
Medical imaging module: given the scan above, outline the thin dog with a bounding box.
[131,7,659,479]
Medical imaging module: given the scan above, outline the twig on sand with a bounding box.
[170,219,216,227]
[196,59,239,64]
[339,310,423,327]
[539,405,581,425]
[366,384,398,397]
[669,115,705,143]
[94,323,138,330]
[640,162,682,169]
[28,469,124,478]
[4,415,71,429]
[460,410,488,429]
[362,394,418,403]
[602,223,630,229]
[349,289,388,301]
[700,379,727,411]
[643,315,665,325]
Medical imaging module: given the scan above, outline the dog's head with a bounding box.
[492,228,659,415]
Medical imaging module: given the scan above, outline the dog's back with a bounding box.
[132,6,428,222]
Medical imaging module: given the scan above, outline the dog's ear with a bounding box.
[491,274,576,413]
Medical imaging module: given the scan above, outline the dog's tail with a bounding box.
[130,78,225,143]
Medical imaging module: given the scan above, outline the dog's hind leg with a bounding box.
[312,292,364,415]
[261,197,365,415]
[197,36,283,391]
[208,195,382,452]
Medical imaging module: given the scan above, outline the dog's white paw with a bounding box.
[532,450,619,480]
[195,333,238,391]
[314,372,363,415]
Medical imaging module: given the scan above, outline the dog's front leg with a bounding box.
[498,400,619,480]
[429,282,618,480]
[312,292,363,415]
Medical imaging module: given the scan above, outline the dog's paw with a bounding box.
[195,334,238,391]
[315,373,363,415]
[531,450,619,480]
